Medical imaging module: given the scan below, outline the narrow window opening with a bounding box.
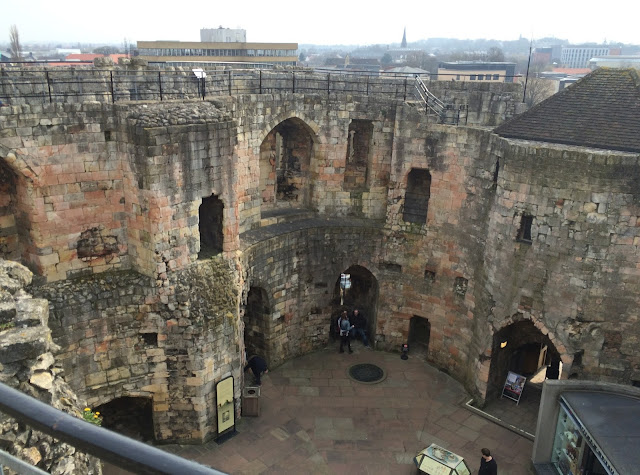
[454,277,468,297]
[573,350,584,366]
[517,214,534,243]
[403,168,431,224]
[492,159,499,187]
[199,194,224,258]
[141,333,158,346]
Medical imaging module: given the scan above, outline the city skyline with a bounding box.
[1,0,638,47]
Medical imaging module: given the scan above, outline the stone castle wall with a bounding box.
[0,259,101,473]
[240,222,384,366]
[1,79,639,444]
[471,140,640,393]
[33,256,240,442]
[0,66,522,126]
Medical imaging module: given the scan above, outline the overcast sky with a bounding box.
[2,0,638,47]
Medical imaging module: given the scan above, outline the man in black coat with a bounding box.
[350,309,370,348]
[478,448,497,475]
[244,355,268,385]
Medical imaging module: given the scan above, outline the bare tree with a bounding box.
[9,24,22,61]
[523,64,556,107]
[486,47,505,62]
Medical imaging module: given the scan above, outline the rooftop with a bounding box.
[494,68,640,153]
[562,391,640,475]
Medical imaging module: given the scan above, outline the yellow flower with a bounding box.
[95,412,100,416]
[84,408,90,412]
[94,415,98,419]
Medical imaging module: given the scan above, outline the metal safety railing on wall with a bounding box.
[0,382,226,475]
[0,67,468,124]
[413,74,468,125]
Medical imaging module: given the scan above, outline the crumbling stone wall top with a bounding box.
[127,102,232,127]
[0,259,101,473]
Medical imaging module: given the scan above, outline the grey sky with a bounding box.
[2,0,638,46]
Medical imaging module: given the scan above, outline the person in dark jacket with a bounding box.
[350,309,370,348]
[338,311,353,353]
[244,355,268,385]
[478,448,497,475]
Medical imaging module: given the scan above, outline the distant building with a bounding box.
[200,27,246,43]
[533,47,552,65]
[588,55,640,69]
[137,40,298,68]
[533,45,563,65]
[560,45,619,68]
[437,62,517,83]
[56,48,82,56]
[385,66,429,76]
[65,53,129,63]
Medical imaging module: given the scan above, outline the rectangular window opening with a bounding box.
[517,214,534,243]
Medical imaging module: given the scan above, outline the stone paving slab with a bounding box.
[103,347,535,474]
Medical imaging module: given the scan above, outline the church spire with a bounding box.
[401,27,407,48]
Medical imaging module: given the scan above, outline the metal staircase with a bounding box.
[413,75,468,125]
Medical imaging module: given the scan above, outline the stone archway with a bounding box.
[243,286,272,363]
[487,318,562,400]
[331,265,379,346]
[259,117,316,209]
[94,396,155,442]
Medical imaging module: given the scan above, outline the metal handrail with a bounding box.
[414,74,446,113]
[0,450,49,475]
[0,382,226,475]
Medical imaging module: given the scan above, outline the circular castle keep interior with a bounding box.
[1,67,639,443]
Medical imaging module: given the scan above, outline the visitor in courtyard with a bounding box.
[350,308,370,348]
[546,359,560,380]
[478,448,497,475]
[338,311,353,353]
[244,355,268,386]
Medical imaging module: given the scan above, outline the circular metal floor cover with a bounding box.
[348,363,386,384]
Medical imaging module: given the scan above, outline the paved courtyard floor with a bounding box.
[105,345,536,474]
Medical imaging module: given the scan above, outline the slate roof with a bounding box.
[494,68,640,153]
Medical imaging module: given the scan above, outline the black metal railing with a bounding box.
[0,382,226,475]
[413,74,468,125]
[0,68,450,106]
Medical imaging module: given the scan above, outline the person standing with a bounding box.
[244,355,268,386]
[478,448,497,475]
[350,309,370,348]
[338,311,353,354]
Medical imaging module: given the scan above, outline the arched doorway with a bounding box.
[331,265,378,346]
[259,118,316,209]
[94,396,155,442]
[409,315,431,357]
[487,319,561,399]
[244,286,272,363]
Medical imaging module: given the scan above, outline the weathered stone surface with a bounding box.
[0,259,102,474]
[0,260,32,288]
[31,352,55,372]
[1,68,638,444]
[30,371,54,390]
[15,298,49,327]
[0,327,49,363]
